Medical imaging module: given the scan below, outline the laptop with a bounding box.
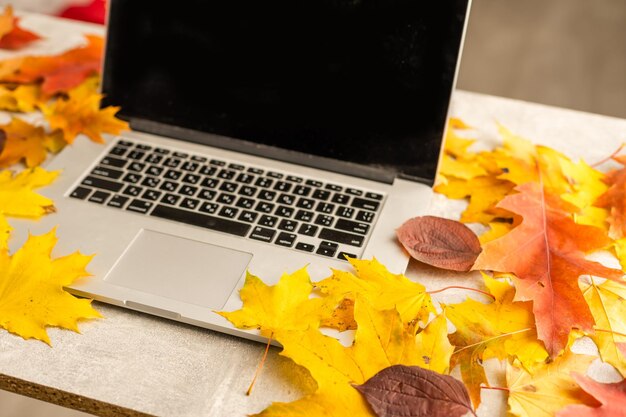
[14,0,470,342]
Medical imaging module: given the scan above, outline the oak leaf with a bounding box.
[595,155,626,239]
[42,79,129,144]
[0,118,64,167]
[354,365,475,417]
[473,182,623,357]
[557,373,626,417]
[396,215,482,271]
[506,350,595,417]
[0,228,101,344]
[0,167,58,218]
[445,273,548,408]
[316,257,434,327]
[0,6,41,50]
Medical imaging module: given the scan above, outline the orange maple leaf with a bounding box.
[595,154,626,240]
[473,182,623,357]
[0,34,103,95]
[0,6,42,50]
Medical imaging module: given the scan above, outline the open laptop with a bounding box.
[14,0,470,342]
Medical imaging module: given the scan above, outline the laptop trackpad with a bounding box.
[105,229,252,309]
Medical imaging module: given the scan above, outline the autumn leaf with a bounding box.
[0,84,42,113]
[557,373,626,417]
[0,167,58,218]
[42,79,129,144]
[354,365,475,417]
[473,182,623,357]
[0,214,10,252]
[582,279,626,375]
[595,155,626,239]
[445,273,548,408]
[396,216,482,271]
[506,349,595,417]
[0,228,101,344]
[0,118,64,167]
[316,257,435,327]
[0,34,103,95]
[321,297,357,331]
[0,6,41,50]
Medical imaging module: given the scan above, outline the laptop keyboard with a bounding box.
[68,138,385,261]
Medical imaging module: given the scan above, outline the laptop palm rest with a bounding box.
[104,229,252,310]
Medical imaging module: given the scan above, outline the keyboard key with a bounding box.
[173,151,189,158]
[295,242,314,252]
[316,241,338,257]
[295,210,314,222]
[154,147,169,154]
[201,178,219,188]
[267,171,283,179]
[81,176,123,192]
[178,185,198,196]
[335,219,370,235]
[142,189,162,201]
[275,206,294,218]
[220,181,238,193]
[325,183,342,192]
[122,173,142,184]
[146,166,164,176]
[210,159,226,166]
[198,189,217,200]
[331,194,350,204]
[275,232,296,247]
[365,192,383,201]
[238,210,258,223]
[109,146,127,156]
[278,219,298,232]
[255,202,275,213]
[293,185,311,196]
[88,190,110,204]
[141,177,160,188]
[200,166,217,176]
[274,181,292,192]
[346,188,363,196]
[182,173,201,184]
[217,193,236,205]
[356,210,375,223]
[277,194,295,205]
[249,226,276,242]
[219,206,238,218]
[236,173,254,184]
[258,215,278,227]
[316,202,335,214]
[161,193,180,205]
[160,181,178,192]
[150,207,248,237]
[337,251,357,261]
[101,156,126,168]
[128,150,145,160]
[319,228,364,247]
[70,186,92,199]
[199,202,218,214]
[315,214,334,227]
[145,154,163,164]
[164,158,181,168]
[107,195,129,208]
[286,175,303,183]
[191,155,207,163]
[136,144,152,151]
[228,163,245,171]
[351,197,380,211]
[128,162,146,172]
[164,169,182,180]
[305,179,322,187]
[92,166,123,179]
[297,223,318,237]
[180,198,199,210]
[238,186,257,197]
[258,190,276,201]
[181,161,199,172]
[218,169,236,180]
[312,189,330,200]
[126,199,153,214]
[296,198,315,209]
[336,206,355,218]
[248,167,264,175]
[117,140,133,147]
[123,185,143,197]
[255,177,273,188]
[236,197,255,209]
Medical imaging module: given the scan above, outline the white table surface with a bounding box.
[1,12,626,417]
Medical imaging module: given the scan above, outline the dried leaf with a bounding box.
[354,365,475,417]
[0,6,41,50]
[321,297,357,331]
[0,167,58,218]
[557,373,626,417]
[0,118,64,167]
[473,182,623,356]
[396,216,481,272]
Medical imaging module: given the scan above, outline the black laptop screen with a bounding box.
[102,0,468,183]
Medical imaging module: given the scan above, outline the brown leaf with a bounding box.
[396,216,481,271]
[354,365,475,417]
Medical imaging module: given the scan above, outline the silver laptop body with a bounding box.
[11,0,470,342]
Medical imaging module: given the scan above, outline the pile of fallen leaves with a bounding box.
[0,7,128,344]
[219,119,626,416]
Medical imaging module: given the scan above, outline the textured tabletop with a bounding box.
[1,13,626,417]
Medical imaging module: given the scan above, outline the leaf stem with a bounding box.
[452,328,534,356]
[481,385,510,392]
[428,285,496,301]
[595,328,626,339]
[246,332,273,396]
[590,143,625,167]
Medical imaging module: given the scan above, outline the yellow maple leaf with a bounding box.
[0,214,10,252]
[445,273,548,408]
[316,257,434,327]
[0,118,65,167]
[581,279,626,375]
[0,84,42,113]
[479,222,515,244]
[218,268,333,337]
[0,228,101,344]
[439,154,488,181]
[506,349,595,417]
[0,167,58,218]
[42,79,129,144]
[255,299,453,417]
